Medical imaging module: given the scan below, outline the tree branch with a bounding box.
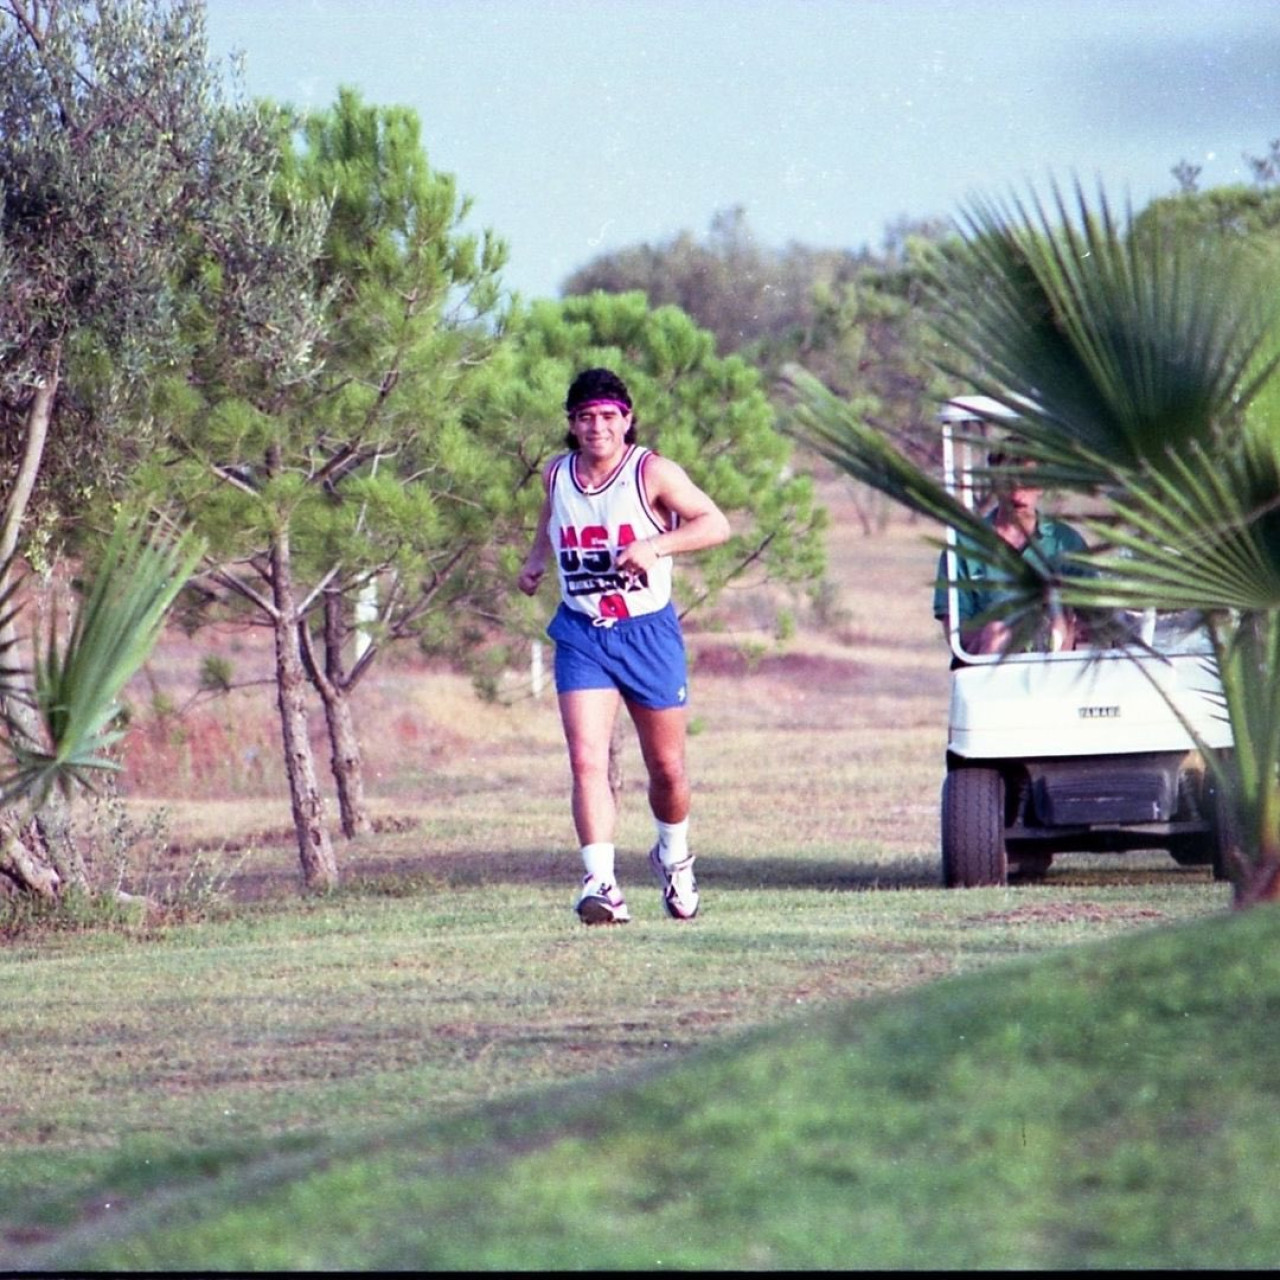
[677,530,777,621]
[206,568,278,619]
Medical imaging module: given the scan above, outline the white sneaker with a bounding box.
[574,876,631,925]
[649,845,699,920]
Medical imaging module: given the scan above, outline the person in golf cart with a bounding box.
[932,441,1088,655]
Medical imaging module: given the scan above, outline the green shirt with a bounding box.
[933,514,1088,625]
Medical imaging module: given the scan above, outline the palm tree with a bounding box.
[786,181,1280,907]
[0,518,203,888]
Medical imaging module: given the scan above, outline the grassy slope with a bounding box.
[21,901,1280,1271]
[3,493,1265,1269]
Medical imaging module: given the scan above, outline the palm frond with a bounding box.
[0,571,29,696]
[794,175,1280,892]
[0,519,205,809]
[930,180,1280,488]
[783,366,980,532]
[783,366,1076,651]
[1053,440,1280,615]
[1209,612,1280,868]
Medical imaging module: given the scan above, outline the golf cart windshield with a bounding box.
[938,397,1213,664]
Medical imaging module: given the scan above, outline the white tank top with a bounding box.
[548,445,675,621]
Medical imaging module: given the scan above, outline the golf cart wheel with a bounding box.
[1170,772,1237,882]
[942,767,1008,888]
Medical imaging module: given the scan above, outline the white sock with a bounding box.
[655,818,690,867]
[581,842,616,883]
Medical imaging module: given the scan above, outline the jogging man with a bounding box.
[517,368,731,924]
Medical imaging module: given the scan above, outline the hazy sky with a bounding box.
[205,0,1280,300]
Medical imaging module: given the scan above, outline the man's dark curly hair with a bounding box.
[563,367,638,449]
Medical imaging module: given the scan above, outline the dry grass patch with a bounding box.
[104,494,1222,904]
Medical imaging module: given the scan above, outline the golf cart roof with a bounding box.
[937,395,1020,425]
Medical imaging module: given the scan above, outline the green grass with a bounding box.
[1,515,1265,1268]
[6,894,1277,1269]
[0,864,1249,1271]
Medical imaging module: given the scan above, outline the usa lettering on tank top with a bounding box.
[548,445,676,622]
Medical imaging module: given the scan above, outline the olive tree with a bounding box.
[0,0,323,894]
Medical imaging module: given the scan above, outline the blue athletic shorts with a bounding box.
[547,602,689,710]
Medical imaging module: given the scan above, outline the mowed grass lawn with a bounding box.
[0,507,1266,1268]
[2,884,1269,1270]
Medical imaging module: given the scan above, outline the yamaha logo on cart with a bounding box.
[1078,705,1121,718]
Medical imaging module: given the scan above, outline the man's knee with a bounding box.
[647,753,688,795]
[568,747,612,785]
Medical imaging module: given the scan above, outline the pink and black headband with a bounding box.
[566,398,632,416]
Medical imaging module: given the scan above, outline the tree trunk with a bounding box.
[320,684,371,839]
[0,360,86,895]
[1233,858,1280,908]
[608,717,625,806]
[312,588,372,838]
[1233,818,1280,908]
[0,366,57,566]
[0,819,61,898]
[269,528,338,890]
[0,693,85,894]
[1230,774,1280,908]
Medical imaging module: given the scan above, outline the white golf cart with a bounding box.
[938,396,1234,887]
